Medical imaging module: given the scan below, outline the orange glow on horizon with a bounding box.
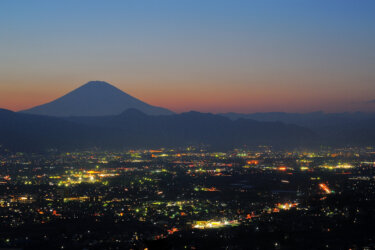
[1,79,374,113]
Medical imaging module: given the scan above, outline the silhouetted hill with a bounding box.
[0,109,315,152]
[220,111,374,128]
[66,109,316,149]
[0,109,121,151]
[21,81,173,117]
[220,112,375,146]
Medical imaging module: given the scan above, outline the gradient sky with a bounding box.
[1,0,375,113]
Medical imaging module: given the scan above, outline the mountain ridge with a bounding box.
[0,109,315,152]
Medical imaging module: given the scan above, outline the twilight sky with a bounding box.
[1,0,375,113]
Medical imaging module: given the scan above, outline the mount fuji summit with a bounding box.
[21,81,174,117]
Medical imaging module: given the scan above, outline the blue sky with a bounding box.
[1,0,374,113]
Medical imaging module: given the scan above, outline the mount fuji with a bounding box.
[21,81,174,117]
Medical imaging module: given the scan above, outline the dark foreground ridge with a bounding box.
[221,111,375,146]
[0,109,314,151]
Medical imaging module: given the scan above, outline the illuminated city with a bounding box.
[1,146,375,248]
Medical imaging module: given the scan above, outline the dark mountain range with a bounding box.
[220,111,374,128]
[21,81,174,117]
[220,111,375,146]
[0,108,113,151]
[66,109,315,149]
[0,109,315,152]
